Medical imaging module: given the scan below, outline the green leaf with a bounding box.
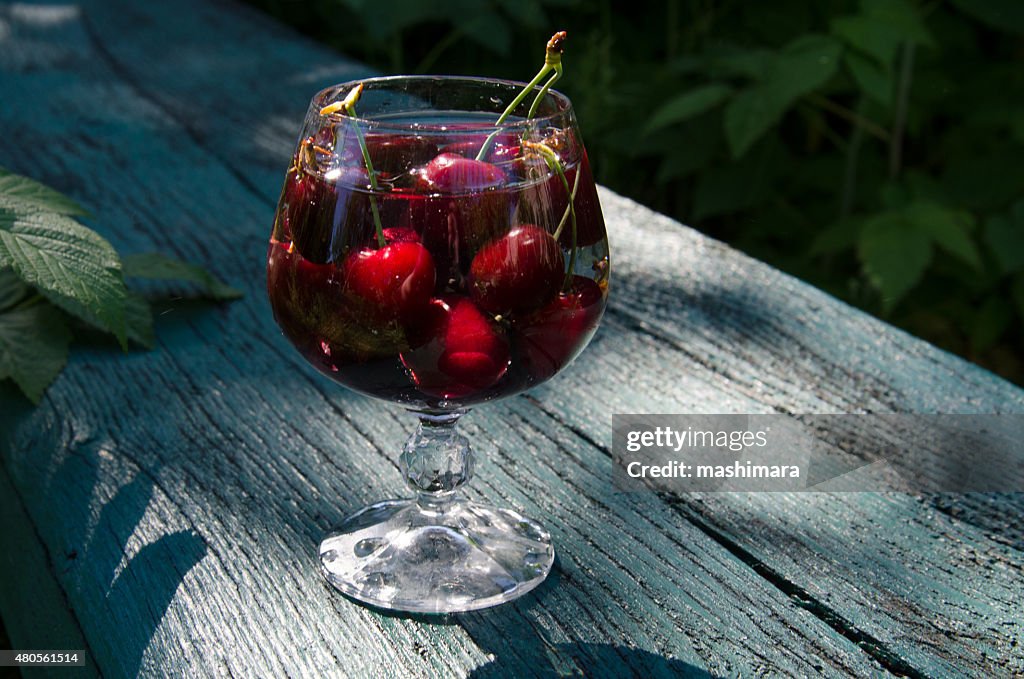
[830,0,934,65]
[121,252,243,301]
[0,268,30,312]
[124,291,155,349]
[646,84,734,132]
[857,211,932,310]
[772,34,845,95]
[949,0,1024,35]
[0,205,127,347]
[0,301,71,403]
[0,167,90,217]
[723,87,787,160]
[984,214,1024,274]
[844,51,892,108]
[903,202,982,270]
[723,34,842,157]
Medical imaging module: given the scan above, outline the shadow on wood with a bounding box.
[39,438,207,677]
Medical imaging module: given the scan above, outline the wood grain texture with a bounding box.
[0,0,1021,677]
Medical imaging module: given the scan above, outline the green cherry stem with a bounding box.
[553,164,581,239]
[527,67,561,120]
[521,35,576,249]
[475,31,567,162]
[525,141,577,290]
[322,84,385,248]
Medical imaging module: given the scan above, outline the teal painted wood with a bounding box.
[0,1,1021,678]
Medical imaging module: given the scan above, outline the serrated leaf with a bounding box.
[0,268,29,312]
[857,212,932,310]
[0,205,127,347]
[121,252,242,301]
[724,35,842,157]
[124,291,155,349]
[844,51,892,108]
[0,301,71,403]
[903,202,982,269]
[985,215,1024,274]
[949,0,1024,36]
[0,167,89,217]
[646,84,734,132]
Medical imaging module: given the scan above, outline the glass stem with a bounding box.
[400,412,474,512]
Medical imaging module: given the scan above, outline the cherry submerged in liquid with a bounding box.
[267,130,608,410]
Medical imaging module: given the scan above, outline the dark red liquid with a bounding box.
[267,127,609,411]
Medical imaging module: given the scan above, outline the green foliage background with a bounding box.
[247,0,1024,384]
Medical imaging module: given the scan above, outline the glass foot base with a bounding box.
[319,499,554,613]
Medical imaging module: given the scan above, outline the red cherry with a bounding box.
[413,153,512,287]
[367,134,439,177]
[341,241,435,322]
[467,224,564,315]
[401,295,510,398]
[415,153,506,193]
[381,226,420,244]
[515,275,605,380]
[441,132,520,163]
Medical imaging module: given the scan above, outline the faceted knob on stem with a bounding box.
[399,413,473,509]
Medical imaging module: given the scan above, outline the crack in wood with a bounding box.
[665,499,929,679]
